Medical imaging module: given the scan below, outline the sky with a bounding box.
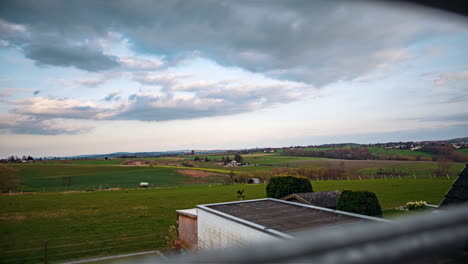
[0,0,467,157]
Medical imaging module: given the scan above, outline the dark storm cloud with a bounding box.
[24,43,119,71]
[1,0,464,84]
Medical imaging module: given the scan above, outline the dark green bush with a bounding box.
[336,190,382,217]
[266,175,312,199]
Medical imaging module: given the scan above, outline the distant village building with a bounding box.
[139,182,149,188]
[226,160,241,167]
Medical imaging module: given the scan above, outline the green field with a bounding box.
[8,164,226,192]
[7,157,465,193]
[0,178,454,263]
[366,147,432,157]
[456,148,468,155]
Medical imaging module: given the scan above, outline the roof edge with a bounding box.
[271,198,390,223]
[197,202,294,239]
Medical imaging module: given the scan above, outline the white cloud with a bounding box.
[10,97,102,119]
[131,73,192,86]
[435,70,468,86]
[74,77,107,87]
[119,57,165,70]
[0,114,92,135]
[0,88,34,97]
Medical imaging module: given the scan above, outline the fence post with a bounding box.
[44,240,48,264]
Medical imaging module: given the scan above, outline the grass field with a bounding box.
[8,158,465,193]
[366,147,432,157]
[0,178,454,263]
[8,164,227,192]
[456,148,468,155]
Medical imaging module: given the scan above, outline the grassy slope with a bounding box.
[366,147,432,157]
[0,178,453,263]
[456,149,468,155]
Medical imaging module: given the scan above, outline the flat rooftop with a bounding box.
[200,199,386,235]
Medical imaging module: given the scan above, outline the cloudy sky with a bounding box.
[0,0,467,157]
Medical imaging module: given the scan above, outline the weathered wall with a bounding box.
[178,215,198,249]
[197,209,281,250]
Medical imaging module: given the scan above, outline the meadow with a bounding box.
[0,178,454,264]
[6,153,465,193]
[7,164,226,192]
[1,148,466,263]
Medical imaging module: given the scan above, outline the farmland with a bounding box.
[4,151,465,192]
[0,178,454,263]
[1,147,466,263]
[7,164,227,192]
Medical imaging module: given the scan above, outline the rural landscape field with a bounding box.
[1,143,467,263]
[1,1,468,263]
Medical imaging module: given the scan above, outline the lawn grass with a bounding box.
[0,177,453,263]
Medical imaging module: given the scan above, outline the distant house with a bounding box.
[139,182,149,188]
[281,191,341,209]
[177,198,387,250]
[226,160,241,167]
[247,178,260,184]
[440,163,468,207]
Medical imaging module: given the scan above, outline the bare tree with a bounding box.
[435,160,452,177]
[62,176,73,191]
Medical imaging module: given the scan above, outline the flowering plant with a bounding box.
[404,201,427,211]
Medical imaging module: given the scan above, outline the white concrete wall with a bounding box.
[197,208,281,250]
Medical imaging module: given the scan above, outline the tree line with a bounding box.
[282,146,467,162]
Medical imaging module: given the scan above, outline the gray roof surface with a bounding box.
[286,191,341,208]
[206,199,371,233]
[440,163,468,207]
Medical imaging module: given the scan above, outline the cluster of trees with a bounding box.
[1,156,34,163]
[283,145,467,162]
[419,145,468,162]
[377,155,432,161]
[220,155,244,165]
[266,176,312,199]
[264,175,383,217]
[271,166,352,180]
[337,190,382,217]
[193,156,210,162]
